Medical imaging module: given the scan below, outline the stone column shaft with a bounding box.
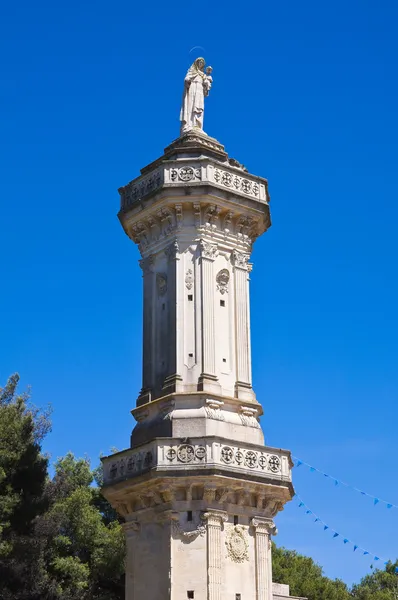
[252,518,276,600]
[199,241,218,381]
[204,511,227,600]
[123,521,140,600]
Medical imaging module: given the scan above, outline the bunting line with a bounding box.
[295,493,398,571]
[293,456,398,510]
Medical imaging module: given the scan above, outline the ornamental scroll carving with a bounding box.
[225,525,249,563]
[171,517,206,542]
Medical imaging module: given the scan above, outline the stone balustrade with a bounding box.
[102,437,292,486]
[118,158,269,211]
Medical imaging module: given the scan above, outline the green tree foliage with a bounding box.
[0,375,124,600]
[2,373,398,599]
[272,544,351,600]
[36,453,125,600]
[0,373,50,599]
[351,562,398,599]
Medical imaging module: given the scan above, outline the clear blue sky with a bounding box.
[1,0,397,587]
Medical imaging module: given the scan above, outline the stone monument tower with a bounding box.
[102,58,300,600]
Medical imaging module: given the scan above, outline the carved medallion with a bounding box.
[195,446,206,460]
[166,448,176,461]
[221,446,234,464]
[225,525,249,563]
[216,269,230,294]
[245,450,257,468]
[185,268,194,290]
[177,444,195,463]
[156,273,167,295]
[268,455,281,472]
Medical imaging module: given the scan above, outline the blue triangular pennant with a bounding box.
[333,532,339,538]
[296,461,303,467]
[363,551,369,556]
[353,545,358,552]
[374,557,380,561]
[374,498,379,505]
[324,525,329,531]
[387,504,393,509]
[298,502,304,508]
[343,539,349,544]
[310,467,315,472]
[306,510,312,515]
[334,479,339,486]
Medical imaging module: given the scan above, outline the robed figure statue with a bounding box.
[180,57,213,135]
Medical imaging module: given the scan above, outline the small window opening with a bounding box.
[188,353,193,358]
[236,594,241,600]
[187,511,193,522]
[187,592,194,599]
[222,358,226,363]
[220,299,225,307]
[234,515,239,525]
[162,303,165,310]
[188,294,193,301]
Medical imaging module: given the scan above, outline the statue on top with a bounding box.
[180,57,213,136]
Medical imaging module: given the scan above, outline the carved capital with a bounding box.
[231,249,250,270]
[200,239,218,260]
[139,254,155,273]
[165,240,179,261]
[202,510,228,528]
[122,520,140,535]
[251,517,277,536]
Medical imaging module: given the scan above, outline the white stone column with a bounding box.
[251,518,277,600]
[232,250,254,400]
[138,256,155,405]
[203,510,228,600]
[162,240,183,395]
[199,240,220,393]
[123,520,140,600]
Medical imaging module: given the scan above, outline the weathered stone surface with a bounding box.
[102,116,301,598]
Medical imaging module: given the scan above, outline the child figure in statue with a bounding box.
[204,66,213,96]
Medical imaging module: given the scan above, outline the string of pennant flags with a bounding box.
[293,456,398,510]
[295,493,398,571]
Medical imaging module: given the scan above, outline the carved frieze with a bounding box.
[220,446,282,474]
[213,168,260,198]
[170,166,201,182]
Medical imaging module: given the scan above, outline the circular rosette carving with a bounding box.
[221,172,233,187]
[225,525,249,563]
[177,444,195,463]
[245,451,257,468]
[268,455,281,473]
[179,167,194,181]
[221,446,234,464]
